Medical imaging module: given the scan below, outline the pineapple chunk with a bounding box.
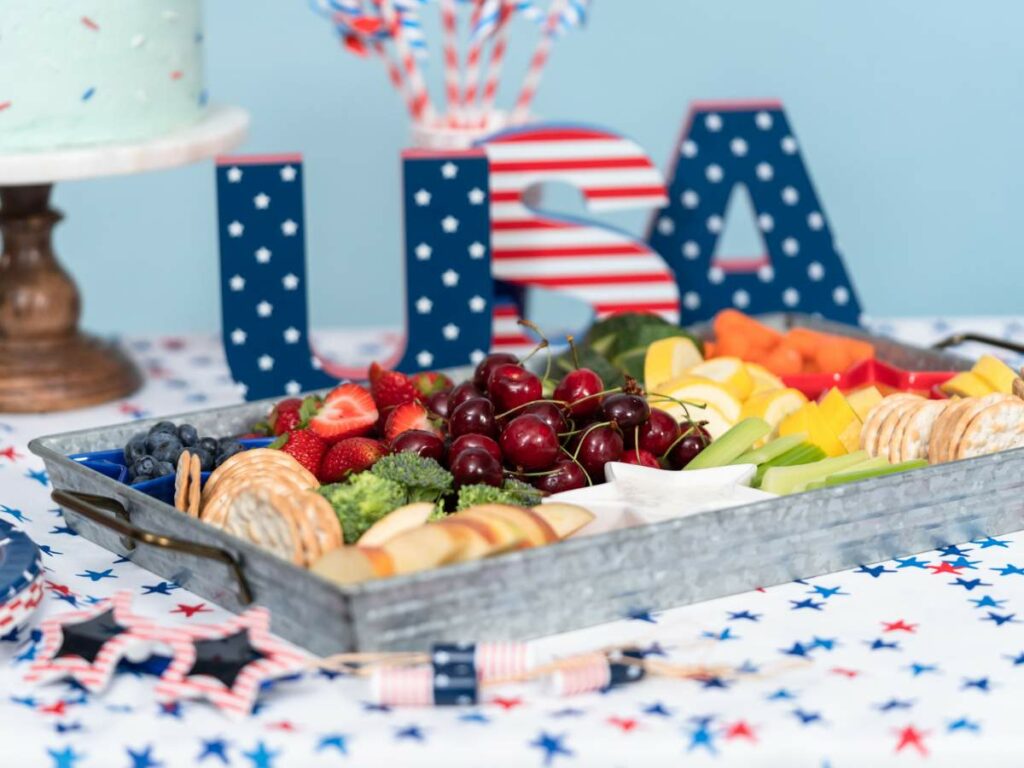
[779,402,847,457]
[846,386,884,422]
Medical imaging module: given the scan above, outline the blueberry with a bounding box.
[177,424,199,447]
[132,456,156,478]
[217,436,242,451]
[124,433,148,464]
[154,461,176,477]
[148,434,183,465]
[148,421,177,437]
[199,437,218,455]
[192,446,215,472]
[215,442,244,466]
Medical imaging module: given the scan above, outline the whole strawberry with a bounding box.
[269,398,302,436]
[369,362,418,410]
[275,428,327,476]
[411,371,453,401]
[319,437,387,483]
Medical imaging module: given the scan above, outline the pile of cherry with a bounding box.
[393,349,713,493]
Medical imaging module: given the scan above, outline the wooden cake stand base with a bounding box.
[0,185,140,412]
[0,106,249,412]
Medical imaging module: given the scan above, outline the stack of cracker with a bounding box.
[861,367,1024,465]
[173,448,342,567]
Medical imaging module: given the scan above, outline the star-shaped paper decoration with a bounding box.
[154,607,306,718]
[24,591,159,692]
[782,358,957,400]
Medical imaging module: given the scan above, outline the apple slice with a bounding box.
[436,517,516,562]
[358,503,435,547]
[451,507,529,550]
[378,524,467,575]
[532,503,594,540]
[311,546,394,586]
[461,504,557,547]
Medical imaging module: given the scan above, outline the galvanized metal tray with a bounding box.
[30,315,1024,655]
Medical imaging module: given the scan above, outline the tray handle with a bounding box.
[932,332,1024,356]
[52,490,253,606]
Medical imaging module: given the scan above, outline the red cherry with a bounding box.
[473,352,520,390]
[487,364,542,413]
[425,391,451,419]
[533,459,588,494]
[448,380,482,411]
[450,447,504,490]
[449,397,499,439]
[449,433,502,465]
[621,448,660,468]
[633,408,680,455]
[601,393,650,430]
[499,414,559,471]
[518,402,568,435]
[667,424,712,469]
[576,425,623,480]
[389,430,446,463]
[553,368,603,418]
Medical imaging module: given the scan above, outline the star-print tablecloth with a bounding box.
[2,318,1024,768]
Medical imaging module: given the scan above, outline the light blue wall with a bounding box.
[54,0,1024,335]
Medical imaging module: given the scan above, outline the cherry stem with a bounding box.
[633,425,642,464]
[660,422,712,461]
[496,398,568,420]
[558,445,593,486]
[517,319,553,381]
[566,334,581,370]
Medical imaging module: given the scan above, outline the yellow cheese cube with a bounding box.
[940,371,994,398]
[846,386,884,422]
[972,355,1020,394]
[779,402,847,457]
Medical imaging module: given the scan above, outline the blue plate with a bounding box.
[68,437,275,505]
[0,520,42,606]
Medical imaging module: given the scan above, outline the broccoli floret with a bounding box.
[319,473,406,544]
[455,478,544,511]
[370,453,453,504]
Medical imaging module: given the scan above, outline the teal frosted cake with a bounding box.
[0,1,206,153]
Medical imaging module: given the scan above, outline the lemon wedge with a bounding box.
[649,375,742,423]
[643,336,703,392]
[744,362,785,396]
[740,388,807,442]
[688,357,755,401]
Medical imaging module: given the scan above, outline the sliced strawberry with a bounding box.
[319,437,387,483]
[411,371,454,400]
[276,428,327,475]
[369,365,419,410]
[383,401,440,441]
[310,383,378,443]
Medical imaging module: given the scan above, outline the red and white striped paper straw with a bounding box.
[371,664,435,706]
[460,0,488,124]
[369,39,417,118]
[547,653,611,697]
[478,2,513,125]
[511,0,565,124]
[376,0,434,123]
[439,0,463,124]
[475,642,535,681]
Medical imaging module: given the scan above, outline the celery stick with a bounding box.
[760,451,870,495]
[684,418,772,471]
[823,459,929,488]
[834,456,891,476]
[753,443,827,486]
[731,434,807,467]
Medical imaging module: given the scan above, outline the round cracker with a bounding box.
[302,491,343,554]
[900,400,950,463]
[929,398,970,464]
[956,399,1024,460]
[201,458,317,512]
[888,400,926,463]
[174,451,192,513]
[202,471,314,528]
[203,449,317,500]
[946,393,1014,463]
[875,399,917,461]
[187,453,202,517]
[220,487,304,566]
[957,399,1024,459]
[286,491,322,566]
[862,395,921,457]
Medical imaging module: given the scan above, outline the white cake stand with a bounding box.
[0,106,249,412]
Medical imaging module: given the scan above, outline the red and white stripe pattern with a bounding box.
[154,606,307,719]
[439,0,462,121]
[478,10,510,123]
[24,591,163,693]
[376,0,434,122]
[481,125,679,351]
[510,0,563,124]
[475,641,534,681]
[547,653,611,696]
[0,576,43,634]
[371,664,435,706]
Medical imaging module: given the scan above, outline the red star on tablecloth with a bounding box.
[895,726,929,756]
[607,717,639,732]
[489,696,524,711]
[0,446,22,461]
[830,667,860,678]
[882,620,918,633]
[724,721,757,742]
[171,603,213,619]
[928,562,963,575]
